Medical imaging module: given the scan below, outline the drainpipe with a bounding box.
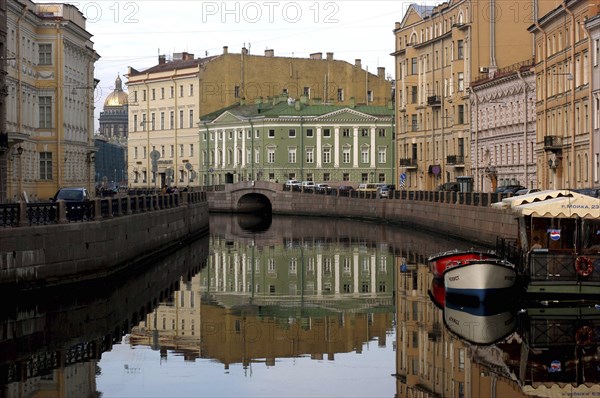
[533,13,548,189]
[581,19,593,188]
[517,70,530,189]
[562,2,576,189]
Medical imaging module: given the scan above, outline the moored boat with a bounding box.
[428,249,497,279]
[443,259,518,301]
[427,278,445,309]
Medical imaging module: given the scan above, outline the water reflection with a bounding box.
[398,259,600,398]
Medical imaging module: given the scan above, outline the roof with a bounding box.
[491,190,574,210]
[129,55,218,76]
[515,192,600,219]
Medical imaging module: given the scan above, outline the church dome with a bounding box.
[104,75,128,107]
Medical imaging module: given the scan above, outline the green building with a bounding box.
[199,95,395,187]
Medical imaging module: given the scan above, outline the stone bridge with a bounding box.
[206,181,518,247]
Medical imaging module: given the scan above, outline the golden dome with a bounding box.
[104,75,128,107]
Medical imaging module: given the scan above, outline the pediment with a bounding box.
[211,111,243,124]
[314,108,377,122]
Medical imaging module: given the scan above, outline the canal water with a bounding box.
[1,215,598,397]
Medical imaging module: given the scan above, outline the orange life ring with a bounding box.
[576,325,594,346]
[575,256,593,277]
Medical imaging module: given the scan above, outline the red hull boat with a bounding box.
[428,249,497,279]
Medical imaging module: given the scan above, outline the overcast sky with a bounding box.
[40,1,441,130]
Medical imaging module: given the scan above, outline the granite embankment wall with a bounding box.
[0,196,209,288]
[208,182,518,247]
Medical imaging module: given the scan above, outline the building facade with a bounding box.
[392,0,555,191]
[136,97,395,188]
[98,75,128,142]
[126,48,392,188]
[2,1,98,202]
[529,0,599,191]
[585,13,600,188]
[470,64,537,192]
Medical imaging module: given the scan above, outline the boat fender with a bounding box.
[575,325,594,346]
[575,256,593,277]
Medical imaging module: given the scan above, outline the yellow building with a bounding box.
[392,0,555,191]
[126,48,392,188]
[2,0,99,202]
[529,0,600,190]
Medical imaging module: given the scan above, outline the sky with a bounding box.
[42,0,442,130]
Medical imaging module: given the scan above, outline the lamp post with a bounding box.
[16,145,23,202]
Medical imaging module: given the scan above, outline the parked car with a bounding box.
[337,185,354,194]
[284,179,301,187]
[301,181,315,188]
[357,183,379,192]
[500,185,527,194]
[315,183,330,193]
[514,188,540,196]
[573,188,600,198]
[436,182,460,192]
[378,186,390,198]
[52,187,90,202]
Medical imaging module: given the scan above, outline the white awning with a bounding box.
[515,192,600,219]
[491,190,573,210]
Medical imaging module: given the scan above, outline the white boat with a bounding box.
[443,259,517,301]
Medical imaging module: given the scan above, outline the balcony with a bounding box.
[427,95,441,106]
[399,158,418,169]
[446,155,465,167]
[544,135,563,153]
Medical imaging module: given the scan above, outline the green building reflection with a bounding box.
[129,234,397,368]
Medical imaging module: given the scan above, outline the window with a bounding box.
[268,129,275,138]
[458,104,465,124]
[411,86,417,103]
[133,115,138,132]
[361,147,369,163]
[169,111,174,129]
[170,86,174,98]
[151,89,155,100]
[378,147,387,163]
[179,110,184,128]
[159,112,164,130]
[323,147,331,163]
[39,152,52,180]
[306,148,314,163]
[268,148,275,163]
[378,128,386,137]
[179,144,184,157]
[143,90,146,101]
[361,128,369,137]
[303,86,310,98]
[411,114,418,131]
[134,147,138,159]
[170,145,174,157]
[189,84,194,96]
[367,90,373,102]
[39,96,52,128]
[457,40,464,59]
[151,113,156,130]
[235,86,240,98]
[190,144,194,157]
[343,147,351,163]
[288,129,296,138]
[288,148,297,163]
[39,44,52,65]
[189,110,194,128]
[160,87,165,99]
[458,72,464,92]
[337,88,344,101]
[306,128,313,137]
[411,57,418,74]
[179,85,184,97]
[323,129,331,137]
[342,128,351,137]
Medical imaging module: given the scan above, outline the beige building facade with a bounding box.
[2,0,98,202]
[393,0,555,191]
[530,0,600,191]
[470,64,537,192]
[126,48,392,188]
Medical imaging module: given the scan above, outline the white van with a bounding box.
[357,183,378,192]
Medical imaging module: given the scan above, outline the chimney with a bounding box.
[158,54,166,65]
[377,67,385,78]
[310,52,322,60]
[355,59,361,68]
[223,46,228,54]
[326,52,334,61]
[265,49,274,57]
[242,47,249,55]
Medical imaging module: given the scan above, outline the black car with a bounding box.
[51,188,92,221]
[436,182,460,192]
[573,188,600,198]
[52,187,91,202]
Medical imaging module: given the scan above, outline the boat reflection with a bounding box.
[401,266,600,397]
